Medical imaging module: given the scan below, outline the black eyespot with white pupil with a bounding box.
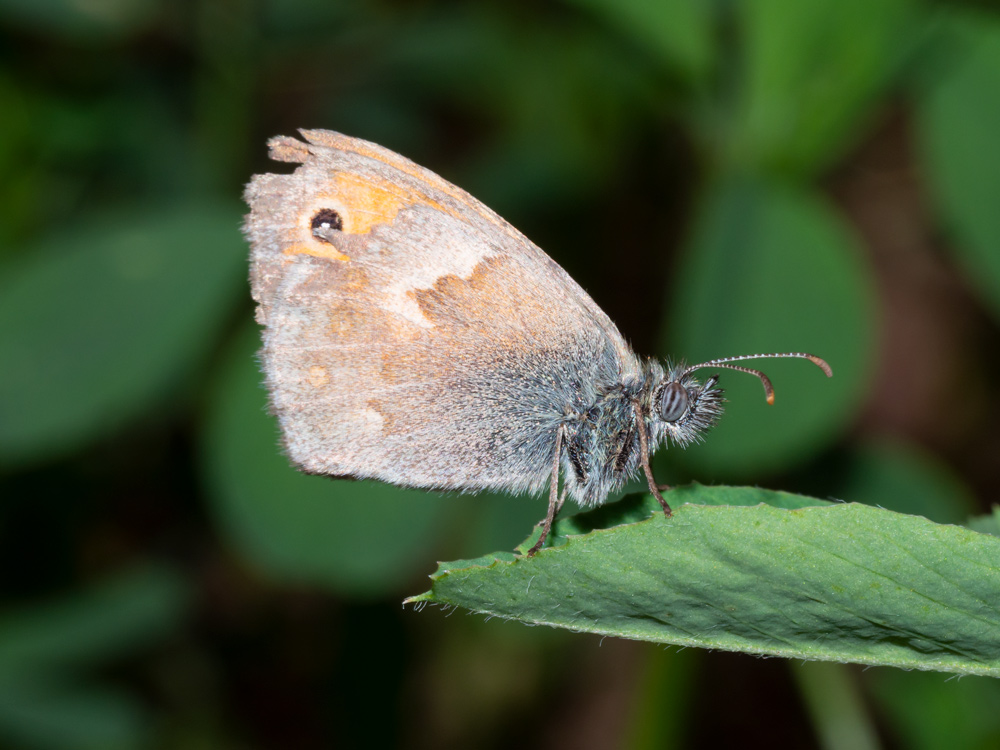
[658,382,689,423]
[311,208,343,241]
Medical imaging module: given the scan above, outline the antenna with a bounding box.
[681,353,832,405]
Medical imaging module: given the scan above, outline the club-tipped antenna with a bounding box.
[681,353,832,405]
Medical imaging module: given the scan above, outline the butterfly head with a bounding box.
[651,368,725,447]
[650,352,833,448]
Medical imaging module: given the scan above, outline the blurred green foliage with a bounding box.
[0,566,189,750]
[3,0,1000,747]
[917,12,1000,321]
[664,174,874,476]
[0,204,245,468]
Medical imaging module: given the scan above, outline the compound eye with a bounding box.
[658,382,689,423]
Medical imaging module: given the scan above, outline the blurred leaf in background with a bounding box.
[721,0,918,176]
[871,669,1000,750]
[369,4,668,213]
[0,564,190,750]
[916,10,1000,324]
[566,0,714,84]
[834,438,978,524]
[0,204,246,469]
[0,0,161,41]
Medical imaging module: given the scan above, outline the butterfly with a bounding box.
[244,130,831,555]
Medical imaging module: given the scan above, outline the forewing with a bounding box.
[244,130,639,496]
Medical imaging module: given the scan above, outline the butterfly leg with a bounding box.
[633,401,673,517]
[526,425,564,557]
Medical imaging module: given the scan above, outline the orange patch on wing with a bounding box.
[283,242,350,262]
[327,172,443,233]
[410,256,565,349]
[300,130,508,232]
[332,172,416,234]
[283,169,445,261]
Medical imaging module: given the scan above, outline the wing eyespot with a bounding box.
[311,208,344,242]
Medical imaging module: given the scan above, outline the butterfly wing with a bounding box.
[244,130,641,497]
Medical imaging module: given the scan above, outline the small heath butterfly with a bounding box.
[244,131,832,555]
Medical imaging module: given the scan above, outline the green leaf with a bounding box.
[915,12,1000,323]
[725,0,915,176]
[201,324,456,597]
[409,485,1000,677]
[663,176,875,479]
[0,203,245,469]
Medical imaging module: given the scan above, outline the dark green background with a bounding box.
[2,0,1000,747]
